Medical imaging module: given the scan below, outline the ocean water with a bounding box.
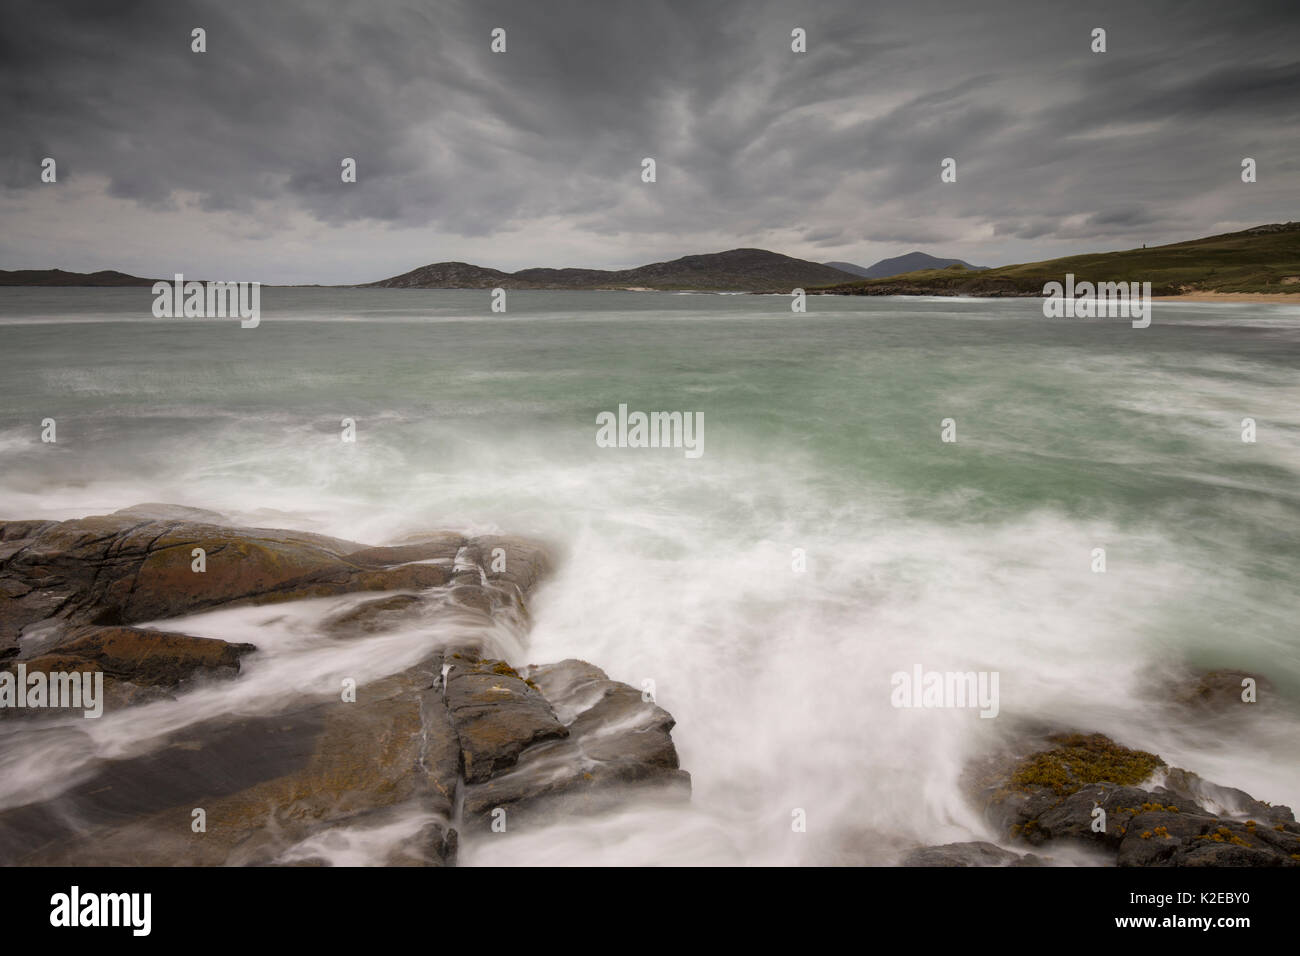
[1,287,1299,865]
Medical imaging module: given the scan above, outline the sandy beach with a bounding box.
[1154,292,1300,303]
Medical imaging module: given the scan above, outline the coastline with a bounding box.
[1153,292,1300,303]
[4,506,1296,867]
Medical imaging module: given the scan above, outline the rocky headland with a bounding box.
[0,505,689,865]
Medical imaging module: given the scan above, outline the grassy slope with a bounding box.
[811,222,1300,296]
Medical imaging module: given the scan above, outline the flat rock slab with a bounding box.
[0,507,523,653]
[443,656,568,783]
[0,653,460,866]
[1,624,256,717]
[22,624,253,685]
[323,593,427,636]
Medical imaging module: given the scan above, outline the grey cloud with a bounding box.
[1,0,1297,279]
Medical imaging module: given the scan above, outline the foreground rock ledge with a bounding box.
[0,505,690,866]
[904,732,1300,867]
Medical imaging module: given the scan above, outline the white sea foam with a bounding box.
[1,290,1297,865]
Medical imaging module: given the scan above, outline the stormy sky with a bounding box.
[2,0,1298,284]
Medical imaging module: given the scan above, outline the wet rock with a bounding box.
[344,534,462,569]
[901,841,1043,867]
[524,658,608,711]
[979,731,1299,867]
[1116,812,1300,867]
[1026,784,1166,847]
[982,733,1164,838]
[323,594,425,636]
[28,624,254,686]
[0,506,688,867]
[387,820,459,867]
[111,503,230,525]
[1168,668,1270,714]
[349,564,448,592]
[0,652,462,866]
[0,507,538,655]
[1173,841,1294,866]
[1156,767,1293,824]
[421,675,463,820]
[443,656,568,783]
[448,585,494,614]
[1,625,255,718]
[1114,811,1221,866]
[461,658,691,829]
[469,536,554,593]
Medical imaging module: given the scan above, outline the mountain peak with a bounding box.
[823,251,986,279]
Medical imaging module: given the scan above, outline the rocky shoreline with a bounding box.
[0,505,688,865]
[1,505,1294,866]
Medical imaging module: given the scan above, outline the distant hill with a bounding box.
[363,249,860,292]
[824,252,986,279]
[15,224,1298,295]
[813,223,1300,296]
[361,262,514,289]
[822,261,877,277]
[0,268,156,287]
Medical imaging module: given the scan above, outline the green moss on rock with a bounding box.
[1008,733,1164,796]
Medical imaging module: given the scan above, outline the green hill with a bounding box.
[811,222,1300,296]
[364,249,859,291]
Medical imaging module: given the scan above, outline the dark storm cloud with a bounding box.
[1,0,1298,277]
[1086,206,1158,228]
